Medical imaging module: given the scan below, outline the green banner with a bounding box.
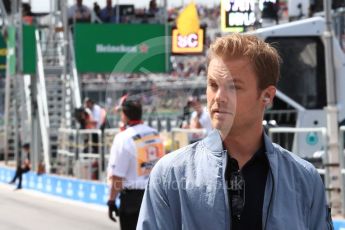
[0,28,6,75]
[7,26,15,76]
[22,25,36,74]
[74,24,169,73]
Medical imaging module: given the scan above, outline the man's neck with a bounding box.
[223,124,264,169]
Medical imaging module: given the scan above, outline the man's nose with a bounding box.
[215,87,227,103]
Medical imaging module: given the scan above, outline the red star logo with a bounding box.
[139,43,149,53]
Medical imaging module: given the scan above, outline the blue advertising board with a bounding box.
[0,166,108,206]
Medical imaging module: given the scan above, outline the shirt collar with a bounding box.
[203,129,274,154]
[242,142,267,170]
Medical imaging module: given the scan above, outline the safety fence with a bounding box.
[268,127,328,159]
[56,125,343,175]
[52,126,345,185]
[170,128,207,152]
[340,126,345,214]
[56,127,210,180]
[57,128,119,181]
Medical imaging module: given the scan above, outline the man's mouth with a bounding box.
[211,109,233,115]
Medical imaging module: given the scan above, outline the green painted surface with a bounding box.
[74,24,170,73]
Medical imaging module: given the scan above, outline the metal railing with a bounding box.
[35,30,51,173]
[68,30,82,108]
[268,127,327,158]
[171,128,207,152]
[0,0,8,26]
[57,128,77,176]
[58,128,100,180]
[339,126,345,214]
[57,127,210,179]
[57,128,120,180]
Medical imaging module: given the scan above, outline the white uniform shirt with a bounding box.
[91,104,102,129]
[108,124,164,189]
[190,107,213,134]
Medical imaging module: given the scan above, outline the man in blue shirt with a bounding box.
[137,33,333,229]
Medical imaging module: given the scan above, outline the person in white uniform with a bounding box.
[188,97,213,143]
[107,99,164,230]
[190,97,213,133]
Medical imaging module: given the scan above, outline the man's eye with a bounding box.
[229,84,240,90]
[208,82,218,88]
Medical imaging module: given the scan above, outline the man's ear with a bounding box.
[120,111,128,124]
[261,86,276,106]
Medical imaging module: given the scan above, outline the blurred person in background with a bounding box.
[178,98,193,128]
[22,3,34,25]
[100,0,117,23]
[187,96,212,143]
[68,0,91,24]
[148,0,158,15]
[189,97,212,133]
[9,143,31,190]
[84,98,107,180]
[93,2,101,19]
[74,107,96,129]
[84,98,106,130]
[107,98,164,230]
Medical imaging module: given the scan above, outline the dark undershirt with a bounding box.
[225,144,269,230]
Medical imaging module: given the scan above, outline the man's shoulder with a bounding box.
[271,143,326,209]
[272,143,319,177]
[151,142,198,176]
[116,125,158,141]
[160,143,196,165]
[113,129,133,143]
[131,124,159,135]
[141,124,158,132]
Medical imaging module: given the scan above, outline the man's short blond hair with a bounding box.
[208,33,281,90]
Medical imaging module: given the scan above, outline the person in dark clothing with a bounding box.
[9,143,31,190]
[93,2,101,18]
[178,98,193,128]
[99,0,116,23]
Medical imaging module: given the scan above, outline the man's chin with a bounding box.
[213,123,233,138]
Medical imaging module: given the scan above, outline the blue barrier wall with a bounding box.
[0,166,108,206]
